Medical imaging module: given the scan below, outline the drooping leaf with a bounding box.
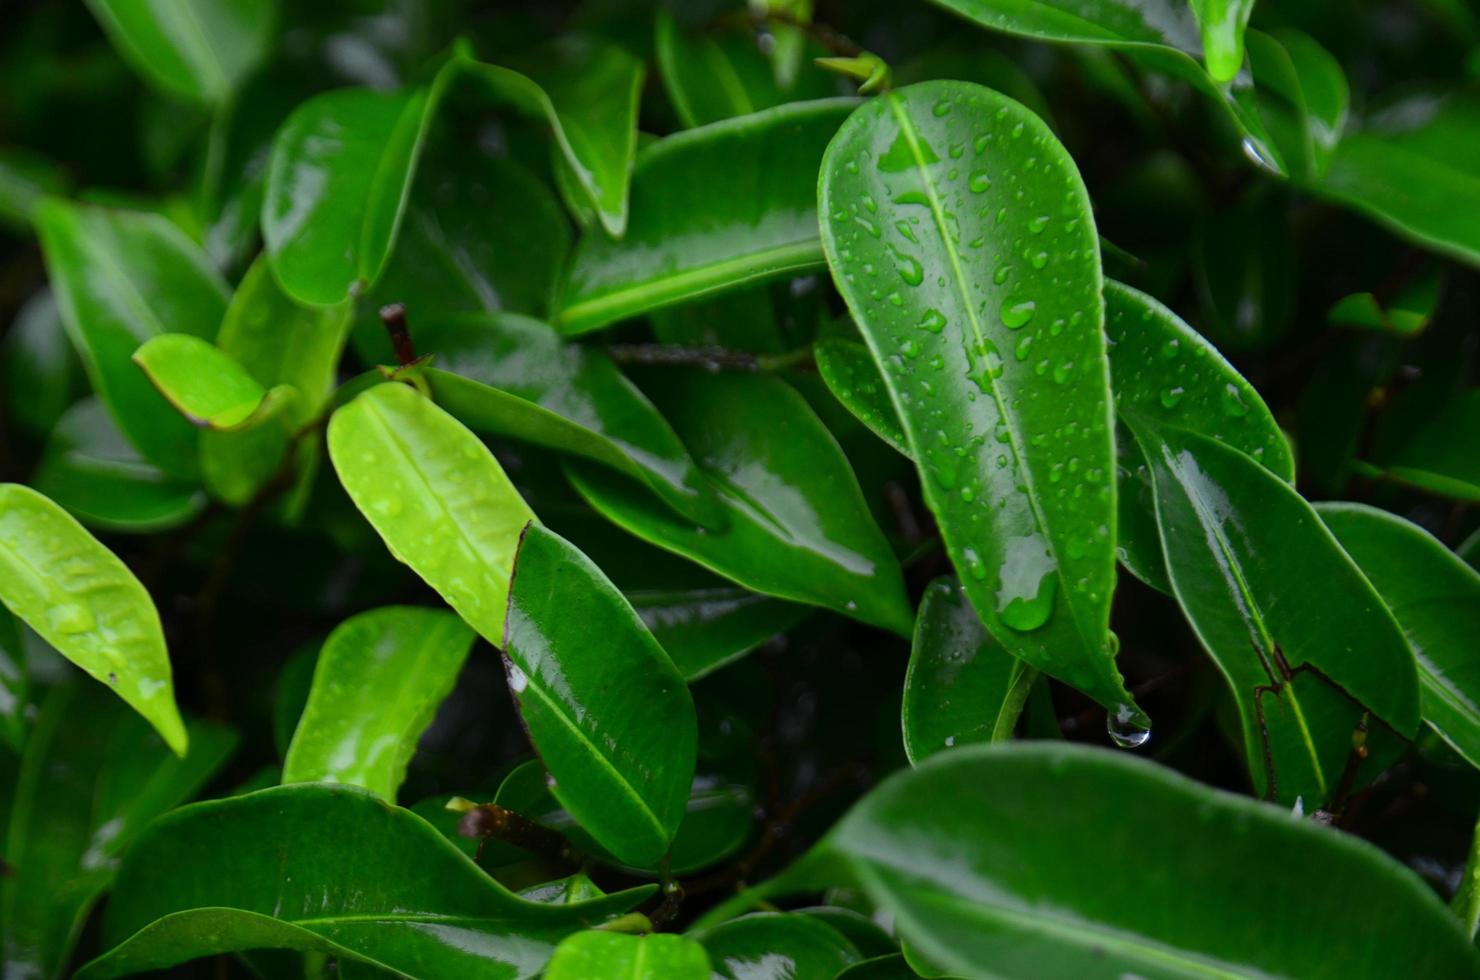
[1318,504,1480,771]
[555,98,858,335]
[31,399,206,533]
[691,913,862,980]
[1376,388,1480,500]
[328,382,536,646]
[1123,415,1420,804]
[545,931,710,980]
[423,313,721,526]
[902,578,1035,764]
[282,606,475,800]
[1,683,235,980]
[82,0,274,106]
[831,742,1480,979]
[0,483,188,754]
[76,785,655,980]
[1190,0,1255,83]
[503,524,697,868]
[819,80,1139,723]
[35,199,230,477]
[568,370,911,635]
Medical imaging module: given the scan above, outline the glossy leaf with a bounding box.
[1124,416,1419,803]
[282,606,475,800]
[198,385,299,505]
[555,98,858,335]
[77,785,655,980]
[423,313,720,526]
[2,683,235,980]
[327,382,537,646]
[0,484,187,754]
[133,334,273,429]
[836,954,921,980]
[1378,388,1480,500]
[83,0,274,105]
[1190,0,1254,83]
[832,742,1480,979]
[692,913,861,980]
[820,80,1138,720]
[31,399,206,533]
[1318,93,1480,267]
[568,370,911,635]
[903,579,1035,764]
[1318,504,1480,770]
[1248,28,1348,181]
[35,199,229,477]
[504,524,697,868]
[545,931,709,980]
[630,587,809,681]
[814,337,910,456]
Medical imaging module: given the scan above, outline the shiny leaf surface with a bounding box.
[568,370,911,634]
[1190,0,1254,83]
[1319,503,1480,770]
[327,382,537,647]
[282,606,475,800]
[555,99,858,335]
[0,484,187,754]
[833,742,1480,979]
[630,586,809,681]
[692,913,861,980]
[503,524,697,868]
[83,0,273,105]
[545,931,710,980]
[903,578,1035,764]
[820,80,1137,719]
[133,334,271,429]
[78,785,654,980]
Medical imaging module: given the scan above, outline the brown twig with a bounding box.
[381,303,418,367]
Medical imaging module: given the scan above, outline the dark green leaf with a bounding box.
[834,742,1480,978]
[1327,266,1442,337]
[0,606,26,750]
[0,149,69,230]
[813,338,910,457]
[1378,388,1480,500]
[545,931,710,980]
[630,586,809,681]
[1,290,80,438]
[83,0,274,105]
[692,913,861,980]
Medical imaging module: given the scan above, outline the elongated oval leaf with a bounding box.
[556,99,858,335]
[35,199,229,477]
[327,382,537,646]
[83,0,274,105]
[1378,388,1480,500]
[1190,0,1255,83]
[504,524,697,868]
[691,913,861,980]
[1125,416,1420,803]
[820,80,1138,720]
[77,785,654,980]
[814,338,910,456]
[2,684,235,980]
[423,313,721,526]
[0,484,187,754]
[833,742,1480,979]
[568,370,911,635]
[903,578,1035,764]
[545,931,709,980]
[282,606,475,800]
[631,587,809,681]
[133,334,270,429]
[1318,503,1480,770]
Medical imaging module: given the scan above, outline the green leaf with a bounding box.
[814,338,911,456]
[832,742,1480,979]
[1327,266,1442,337]
[1377,388,1480,500]
[691,913,861,980]
[82,0,274,105]
[0,606,26,750]
[0,483,188,755]
[2,683,235,980]
[1318,93,1480,267]
[504,524,697,868]
[630,587,809,681]
[133,333,274,429]
[1105,280,1292,592]
[1123,416,1420,803]
[903,578,1036,764]
[555,98,859,335]
[820,80,1139,723]
[836,954,921,980]
[198,385,299,505]
[1318,504,1480,771]
[2,290,81,438]
[0,148,69,230]
[282,606,475,800]
[35,199,230,477]
[545,931,710,980]
[328,381,536,642]
[76,784,656,980]
[1247,28,1348,181]
[31,399,206,533]
[1190,0,1255,83]
[423,313,721,527]
[568,371,912,635]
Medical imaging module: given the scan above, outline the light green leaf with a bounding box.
[832,742,1480,978]
[82,0,274,105]
[282,606,475,800]
[545,931,710,980]
[326,382,537,647]
[1327,266,1442,337]
[0,484,188,755]
[133,333,272,429]
[820,80,1139,724]
[555,99,859,335]
[1190,0,1255,83]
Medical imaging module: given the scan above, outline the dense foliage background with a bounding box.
[1,0,1479,977]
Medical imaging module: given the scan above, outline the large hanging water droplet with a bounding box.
[1001,298,1037,329]
[1107,703,1152,749]
[48,603,95,635]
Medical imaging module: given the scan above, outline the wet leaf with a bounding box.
[545,931,710,980]
[133,334,275,429]
[814,338,910,456]
[630,586,809,681]
[282,606,475,800]
[1190,0,1255,83]
[83,0,274,105]
[0,483,188,754]
[691,913,861,980]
